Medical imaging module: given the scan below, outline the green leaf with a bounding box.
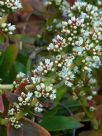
[14,61,26,73]
[40,116,82,131]
[0,126,6,136]
[0,35,4,43]
[54,86,67,106]
[0,45,18,82]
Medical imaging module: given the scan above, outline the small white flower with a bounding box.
[10,117,16,123]
[8,108,15,116]
[18,96,23,102]
[89,106,95,112]
[87,96,93,100]
[92,91,97,95]
[27,92,33,98]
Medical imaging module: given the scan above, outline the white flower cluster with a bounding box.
[8,82,56,128]
[14,71,57,102]
[35,83,56,100]
[8,108,22,128]
[8,92,33,128]
[55,54,65,67]
[61,17,84,46]
[34,59,54,75]
[18,92,33,107]
[34,102,43,113]
[46,0,102,112]
[84,56,102,70]
[9,69,56,128]
[1,23,16,34]
[69,1,100,27]
[47,35,67,52]
[0,0,22,13]
[47,17,84,52]
[59,56,76,87]
[31,71,41,84]
[16,72,26,79]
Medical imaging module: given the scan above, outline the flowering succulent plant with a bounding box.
[0,0,102,136]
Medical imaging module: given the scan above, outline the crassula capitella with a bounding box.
[0,0,102,131]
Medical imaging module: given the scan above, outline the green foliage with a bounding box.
[0,45,18,83]
[40,116,82,131]
[0,126,6,136]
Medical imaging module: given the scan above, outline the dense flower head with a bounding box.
[35,83,56,100]
[47,35,67,52]
[35,59,54,75]
[46,0,102,112]
[8,71,56,128]
[8,107,22,128]
[68,1,101,28]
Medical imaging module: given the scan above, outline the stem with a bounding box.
[0,84,13,90]
[80,98,91,118]
[0,84,34,94]
[80,97,99,129]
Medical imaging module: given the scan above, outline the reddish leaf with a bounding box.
[8,0,45,35]
[94,96,102,120]
[79,130,102,136]
[28,0,44,13]
[21,0,33,12]
[0,95,4,113]
[7,125,23,136]
[8,12,44,35]
[94,95,102,104]
[7,118,51,136]
[5,93,18,103]
[67,0,75,6]
[95,104,102,121]
[14,80,29,94]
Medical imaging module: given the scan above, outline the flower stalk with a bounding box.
[0,84,34,94]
